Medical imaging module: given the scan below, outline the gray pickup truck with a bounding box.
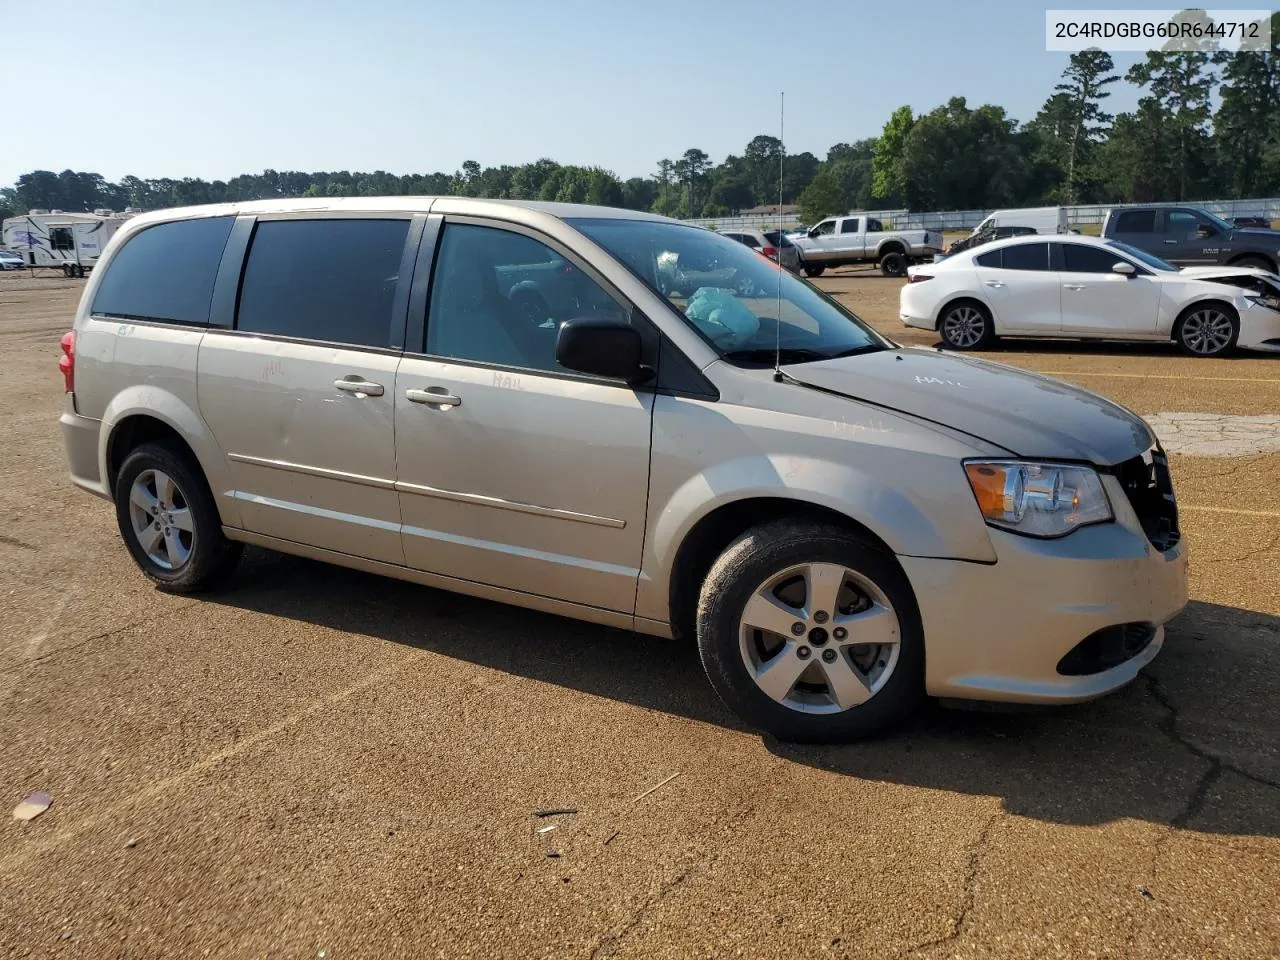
[1102,205,1280,273]
[790,215,944,278]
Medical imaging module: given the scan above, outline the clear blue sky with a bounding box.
[3,0,1192,187]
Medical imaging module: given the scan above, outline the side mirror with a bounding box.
[556,317,651,382]
[1112,261,1136,277]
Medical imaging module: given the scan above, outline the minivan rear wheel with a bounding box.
[113,443,242,592]
[696,520,924,743]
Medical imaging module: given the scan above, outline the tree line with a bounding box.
[3,11,1278,228]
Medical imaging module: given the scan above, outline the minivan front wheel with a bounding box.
[113,443,242,592]
[696,520,923,743]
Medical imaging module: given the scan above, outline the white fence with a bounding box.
[686,197,1280,232]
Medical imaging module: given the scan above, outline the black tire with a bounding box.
[1173,301,1239,358]
[1230,255,1275,273]
[113,442,242,593]
[803,263,826,278]
[696,520,924,743]
[937,299,995,350]
[879,251,907,277]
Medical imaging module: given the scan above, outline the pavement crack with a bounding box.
[894,807,1002,958]
[0,533,36,551]
[1195,530,1280,566]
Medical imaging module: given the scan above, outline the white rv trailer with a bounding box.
[1,210,126,276]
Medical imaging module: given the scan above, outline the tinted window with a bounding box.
[237,219,408,347]
[50,227,74,252]
[974,249,1002,267]
[92,216,234,323]
[840,218,860,234]
[740,234,761,248]
[866,218,883,232]
[1114,210,1156,233]
[764,231,793,248]
[1000,242,1049,271]
[426,223,629,374]
[1062,244,1129,273]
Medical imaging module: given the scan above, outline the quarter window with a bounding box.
[236,218,409,348]
[1000,242,1050,271]
[425,223,629,374]
[92,216,235,324]
[1114,210,1156,233]
[974,249,1002,267]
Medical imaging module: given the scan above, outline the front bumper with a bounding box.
[901,474,1188,704]
[1238,301,1280,352]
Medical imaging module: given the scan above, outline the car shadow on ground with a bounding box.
[210,548,1280,838]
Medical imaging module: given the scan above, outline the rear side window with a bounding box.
[92,217,234,323]
[974,249,1002,267]
[740,234,761,248]
[236,219,409,348]
[1000,242,1050,271]
[1114,210,1156,233]
[840,218,860,234]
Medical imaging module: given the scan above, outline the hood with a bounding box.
[1178,264,1274,281]
[1230,227,1280,242]
[791,348,1154,465]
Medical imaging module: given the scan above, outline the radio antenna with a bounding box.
[774,90,784,379]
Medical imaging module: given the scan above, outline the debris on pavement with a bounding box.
[536,824,558,835]
[632,772,680,804]
[12,792,53,821]
[603,830,620,846]
[125,837,138,848]
[534,807,578,818]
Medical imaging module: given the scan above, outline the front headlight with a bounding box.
[964,460,1112,538]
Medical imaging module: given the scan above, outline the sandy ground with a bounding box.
[0,270,1277,959]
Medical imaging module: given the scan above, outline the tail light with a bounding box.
[908,274,934,284]
[761,246,778,260]
[59,330,75,392]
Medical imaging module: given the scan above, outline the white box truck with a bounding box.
[1,210,126,276]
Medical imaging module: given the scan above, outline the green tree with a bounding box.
[872,106,914,203]
[1213,12,1280,197]
[795,167,847,224]
[1052,49,1119,202]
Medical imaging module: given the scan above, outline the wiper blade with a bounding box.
[721,347,829,365]
[824,344,885,359]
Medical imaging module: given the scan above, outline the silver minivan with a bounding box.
[59,198,1188,742]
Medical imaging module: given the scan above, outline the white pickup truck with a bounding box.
[791,215,944,278]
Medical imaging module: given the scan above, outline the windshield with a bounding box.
[570,217,888,364]
[1106,239,1177,272]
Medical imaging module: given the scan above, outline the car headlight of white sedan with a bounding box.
[964,460,1112,538]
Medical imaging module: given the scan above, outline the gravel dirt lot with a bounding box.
[1,269,1277,959]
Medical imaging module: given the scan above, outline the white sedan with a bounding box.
[900,234,1280,357]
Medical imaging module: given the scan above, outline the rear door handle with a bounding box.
[333,377,384,397]
[406,386,462,408]
[1063,283,1085,291]
[1163,239,1178,245]
[983,280,1006,288]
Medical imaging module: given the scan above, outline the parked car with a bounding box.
[944,224,1038,256]
[791,215,944,278]
[720,228,801,272]
[1231,216,1273,229]
[60,198,1186,742]
[969,206,1069,238]
[901,233,1280,357]
[0,250,26,270]
[1102,205,1280,273]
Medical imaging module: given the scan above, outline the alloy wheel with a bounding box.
[128,469,195,570]
[941,306,987,348]
[738,562,901,714]
[1180,308,1234,355]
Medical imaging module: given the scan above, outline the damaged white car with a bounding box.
[900,233,1280,357]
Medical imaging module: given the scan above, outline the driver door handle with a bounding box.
[406,387,462,408]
